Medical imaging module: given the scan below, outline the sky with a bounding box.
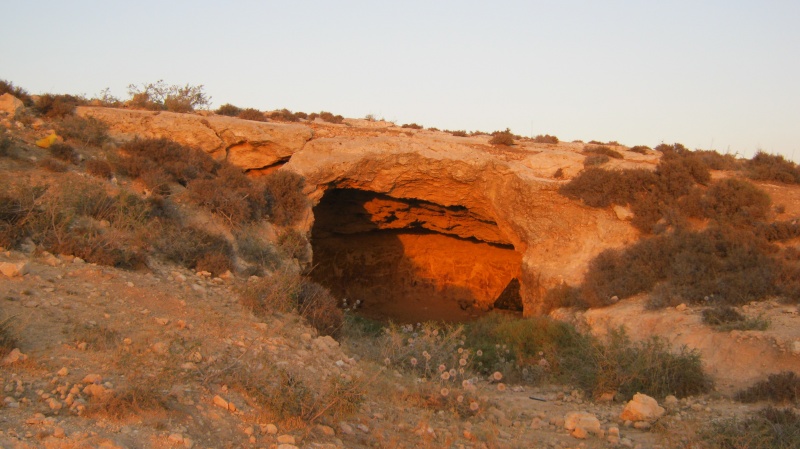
[2,1,798,161]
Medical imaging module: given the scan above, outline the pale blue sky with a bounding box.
[2,1,798,160]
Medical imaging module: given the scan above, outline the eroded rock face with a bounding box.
[76,107,312,169]
[286,132,643,315]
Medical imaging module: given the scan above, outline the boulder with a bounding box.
[0,93,24,118]
[619,393,665,423]
[564,411,601,436]
[0,261,30,277]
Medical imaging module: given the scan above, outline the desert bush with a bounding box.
[85,160,113,179]
[261,170,307,226]
[216,103,242,116]
[56,115,109,147]
[401,123,423,129]
[702,406,800,449]
[87,384,167,420]
[269,108,299,122]
[34,94,85,118]
[0,79,33,105]
[586,145,623,159]
[235,229,281,271]
[735,372,800,403]
[745,151,800,184]
[239,270,343,336]
[694,149,741,170]
[318,111,344,124]
[701,178,771,226]
[378,321,472,380]
[448,130,468,137]
[187,164,274,224]
[541,282,585,311]
[0,315,17,359]
[49,143,79,164]
[559,167,658,208]
[702,305,769,331]
[237,108,266,122]
[574,329,712,399]
[294,111,308,120]
[156,225,233,271]
[117,138,217,187]
[0,132,12,157]
[533,134,559,144]
[489,129,515,146]
[759,221,800,242]
[629,145,650,154]
[195,252,233,276]
[583,154,609,166]
[38,157,68,172]
[126,80,210,112]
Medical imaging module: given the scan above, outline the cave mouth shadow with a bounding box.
[309,188,523,324]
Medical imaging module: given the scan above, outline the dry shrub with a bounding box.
[533,134,559,144]
[34,94,85,118]
[71,322,121,350]
[489,129,515,146]
[117,138,217,187]
[583,154,609,166]
[0,79,33,105]
[56,115,109,147]
[49,143,79,164]
[318,111,344,124]
[559,167,658,208]
[156,225,233,272]
[0,315,17,359]
[85,160,113,179]
[87,385,168,420]
[694,149,740,170]
[401,123,423,129]
[269,109,300,122]
[186,164,273,224]
[235,229,281,271]
[237,108,266,122]
[239,270,342,337]
[702,305,769,331]
[216,103,242,116]
[195,252,233,276]
[0,132,14,157]
[735,372,800,403]
[586,145,623,159]
[629,145,650,154]
[745,151,800,184]
[126,80,210,112]
[701,178,771,226]
[38,158,68,172]
[702,406,800,449]
[448,130,468,137]
[541,282,585,311]
[262,170,307,226]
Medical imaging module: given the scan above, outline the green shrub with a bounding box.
[237,108,266,122]
[56,116,109,147]
[215,103,242,116]
[703,407,800,449]
[0,79,33,106]
[49,143,79,164]
[745,151,800,184]
[489,129,515,146]
[533,134,559,144]
[735,372,800,403]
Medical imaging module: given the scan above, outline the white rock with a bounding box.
[619,393,665,423]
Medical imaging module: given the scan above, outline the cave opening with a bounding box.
[309,188,523,323]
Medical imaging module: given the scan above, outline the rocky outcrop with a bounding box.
[0,93,24,118]
[76,107,312,170]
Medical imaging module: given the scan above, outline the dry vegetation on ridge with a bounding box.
[1,79,799,448]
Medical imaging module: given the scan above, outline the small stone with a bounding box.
[277,435,296,444]
[300,333,312,342]
[77,342,88,350]
[244,427,254,436]
[212,395,229,410]
[155,317,170,326]
[338,422,354,435]
[357,424,370,433]
[316,425,335,436]
[633,421,651,430]
[151,342,168,354]
[168,433,184,443]
[53,427,66,438]
[126,282,134,288]
[47,398,62,410]
[183,438,194,448]
[264,423,278,434]
[571,427,588,439]
[790,341,800,355]
[82,374,103,384]
[57,367,69,377]
[675,303,687,312]
[82,384,108,398]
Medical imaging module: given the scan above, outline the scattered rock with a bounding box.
[277,435,296,444]
[619,393,665,423]
[1,348,28,365]
[0,261,30,277]
[82,374,103,384]
[264,423,278,435]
